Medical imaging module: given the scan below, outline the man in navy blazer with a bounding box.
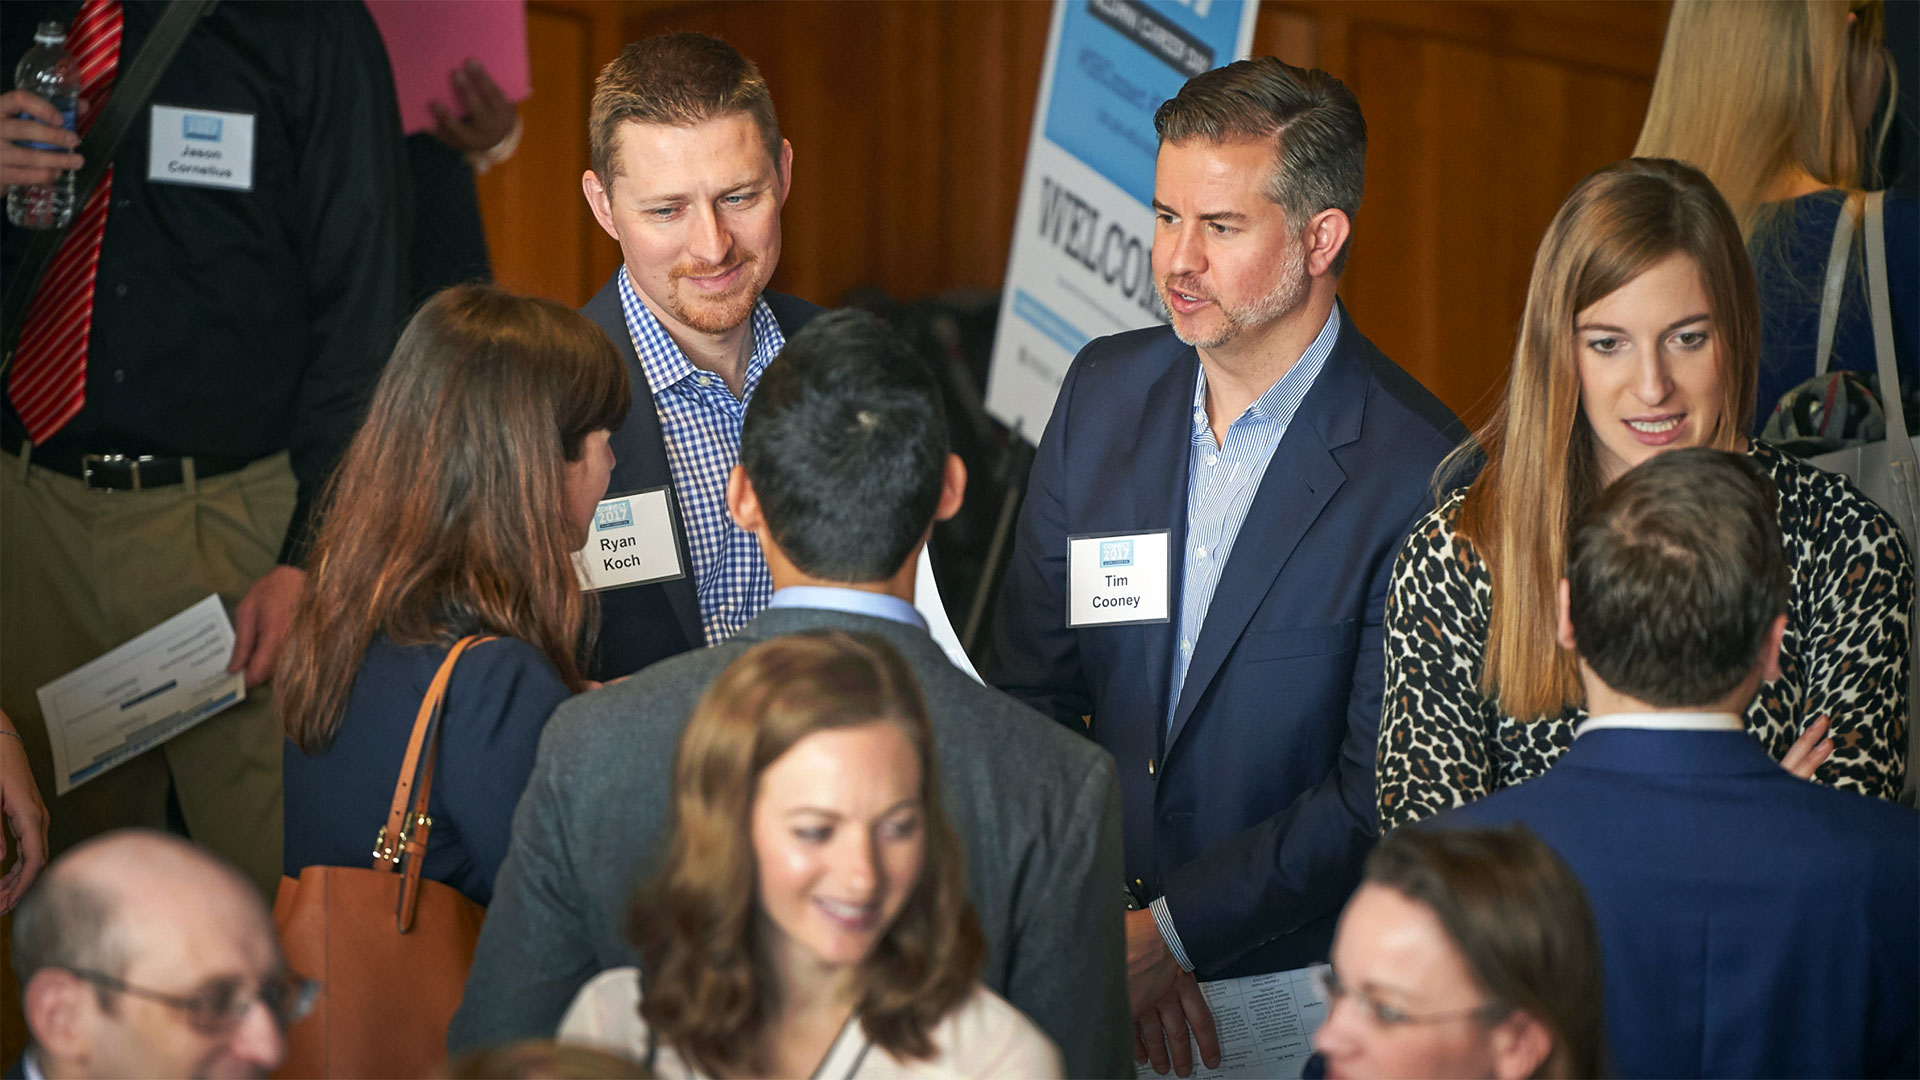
[577,33,821,679]
[1435,449,1919,1078]
[986,58,1461,1074]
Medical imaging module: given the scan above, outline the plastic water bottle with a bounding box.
[7,21,80,230]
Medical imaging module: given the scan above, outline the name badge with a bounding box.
[147,105,255,191]
[1067,530,1171,627]
[573,487,687,593]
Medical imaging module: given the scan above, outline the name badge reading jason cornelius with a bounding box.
[1067,530,1171,627]
[573,487,687,592]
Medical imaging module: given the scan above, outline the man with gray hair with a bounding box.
[987,57,1461,1075]
[10,830,314,1079]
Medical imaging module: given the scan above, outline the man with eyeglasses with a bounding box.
[9,830,315,1079]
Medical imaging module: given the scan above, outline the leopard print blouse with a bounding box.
[1378,440,1912,830]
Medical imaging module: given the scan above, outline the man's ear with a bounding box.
[583,168,619,242]
[934,454,967,524]
[1304,208,1352,278]
[1488,1009,1555,1080]
[727,465,765,534]
[1556,578,1577,652]
[775,138,794,206]
[1757,611,1788,683]
[25,969,94,1066]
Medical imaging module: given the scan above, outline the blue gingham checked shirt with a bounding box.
[1150,303,1340,972]
[617,269,782,645]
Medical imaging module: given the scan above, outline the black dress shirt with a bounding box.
[1,1,409,564]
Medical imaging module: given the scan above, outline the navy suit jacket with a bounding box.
[1436,727,1920,1078]
[986,308,1462,977]
[580,271,822,680]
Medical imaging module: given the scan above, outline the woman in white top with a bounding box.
[558,631,1063,1079]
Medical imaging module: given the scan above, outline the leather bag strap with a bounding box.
[373,635,492,931]
[1814,193,1861,378]
[0,0,215,371]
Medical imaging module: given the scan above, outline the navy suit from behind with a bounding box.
[579,272,822,680]
[1436,727,1920,1078]
[987,309,1462,977]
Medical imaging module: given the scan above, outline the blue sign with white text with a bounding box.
[182,113,222,141]
[596,499,633,531]
[1043,0,1248,206]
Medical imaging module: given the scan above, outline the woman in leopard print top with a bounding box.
[1377,160,1912,831]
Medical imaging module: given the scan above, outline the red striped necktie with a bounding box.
[8,0,124,444]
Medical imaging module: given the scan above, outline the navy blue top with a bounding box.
[1752,189,1919,430]
[283,635,572,906]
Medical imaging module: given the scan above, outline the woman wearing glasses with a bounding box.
[1309,826,1607,1080]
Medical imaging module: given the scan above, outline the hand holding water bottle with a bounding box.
[0,89,81,188]
[6,20,82,229]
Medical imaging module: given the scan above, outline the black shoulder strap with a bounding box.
[0,0,216,375]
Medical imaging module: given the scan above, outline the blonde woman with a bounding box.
[558,632,1063,1079]
[1375,159,1912,831]
[1634,0,1915,428]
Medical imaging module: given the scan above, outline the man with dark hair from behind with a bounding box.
[1434,447,1918,1078]
[453,311,1133,1077]
[10,830,313,1079]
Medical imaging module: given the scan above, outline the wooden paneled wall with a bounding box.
[477,0,1671,423]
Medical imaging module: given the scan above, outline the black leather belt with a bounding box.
[15,446,254,491]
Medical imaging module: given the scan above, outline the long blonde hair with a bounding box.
[1634,0,1893,236]
[1449,159,1759,722]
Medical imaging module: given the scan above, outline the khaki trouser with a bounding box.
[0,449,291,896]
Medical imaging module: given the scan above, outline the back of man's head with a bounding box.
[15,830,285,1078]
[589,31,781,185]
[1153,56,1366,272]
[740,309,948,584]
[1566,448,1789,708]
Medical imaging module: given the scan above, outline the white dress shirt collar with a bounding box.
[1575,711,1744,738]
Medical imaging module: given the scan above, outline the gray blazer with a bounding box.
[449,605,1133,1078]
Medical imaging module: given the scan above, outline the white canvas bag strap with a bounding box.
[1815,193,1861,378]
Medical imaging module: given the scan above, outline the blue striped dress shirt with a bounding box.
[616,269,783,646]
[1151,303,1341,971]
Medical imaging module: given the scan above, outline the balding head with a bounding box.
[17,830,287,1079]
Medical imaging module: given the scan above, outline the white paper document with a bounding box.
[1136,965,1331,1080]
[36,595,246,796]
[915,549,981,683]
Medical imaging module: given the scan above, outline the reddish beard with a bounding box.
[665,253,761,334]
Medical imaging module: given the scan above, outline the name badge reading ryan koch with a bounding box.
[573,487,687,593]
[1066,530,1171,627]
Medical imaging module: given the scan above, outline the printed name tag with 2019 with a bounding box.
[574,487,686,592]
[147,105,254,191]
[1067,529,1171,627]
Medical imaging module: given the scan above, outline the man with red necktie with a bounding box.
[0,0,407,894]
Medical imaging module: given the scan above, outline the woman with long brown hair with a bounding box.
[1376,158,1911,831]
[276,284,630,905]
[557,631,1063,1079]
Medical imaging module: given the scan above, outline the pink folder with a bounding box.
[366,1,532,136]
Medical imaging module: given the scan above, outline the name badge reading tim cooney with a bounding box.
[574,487,687,592]
[1066,530,1171,627]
